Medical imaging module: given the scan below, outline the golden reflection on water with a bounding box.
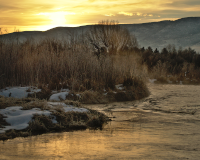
[1,119,194,160]
[1,84,200,159]
[0,121,161,160]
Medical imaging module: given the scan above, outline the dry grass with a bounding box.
[0,36,149,100]
[149,60,200,85]
[0,106,108,141]
[0,96,37,109]
[121,77,149,100]
[80,90,108,104]
[22,100,49,110]
[28,85,52,100]
[0,96,108,141]
[0,27,150,140]
[0,114,10,128]
[64,100,81,107]
[79,77,150,103]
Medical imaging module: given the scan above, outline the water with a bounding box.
[1,83,200,160]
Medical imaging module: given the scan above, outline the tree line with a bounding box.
[139,45,200,80]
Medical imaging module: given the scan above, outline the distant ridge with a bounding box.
[1,17,200,52]
[122,17,200,52]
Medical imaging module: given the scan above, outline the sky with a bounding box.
[0,0,200,33]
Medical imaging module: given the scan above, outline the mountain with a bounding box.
[1,17,200,52]
[122,17,200,52]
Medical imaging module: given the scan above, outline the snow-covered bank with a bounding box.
[0,107,52,133]
[0,86,75,101]
[0,87,41,98]
[0,85,129,103]
[0,102,89,134]
[48,102,88,112]
[0,82,149,140]
[49,90,70,101]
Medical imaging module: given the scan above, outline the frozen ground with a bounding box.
[0,86,89,134]
[0,102,89,134]
[0,84,126,101]
[0,87,41,98]
[0,106,52,133]
[0,84,134,134]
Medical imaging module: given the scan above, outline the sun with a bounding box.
[49,12,66,25]
[34,11,77,31]
[36,11,72,26]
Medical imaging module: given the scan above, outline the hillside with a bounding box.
[1,17,200,52]
[123,17,200,52]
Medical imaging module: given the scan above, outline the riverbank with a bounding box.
[1,83,200,159]
[0,80,149,141]
[0,97,108,141]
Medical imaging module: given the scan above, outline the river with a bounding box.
[1,83,200,160]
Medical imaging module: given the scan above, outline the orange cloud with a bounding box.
[0,0,200,33]
[118,12,133,16]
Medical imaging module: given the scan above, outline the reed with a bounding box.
[0,37,148,92]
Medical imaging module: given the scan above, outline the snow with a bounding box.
[0,102,89,134]
[0,86,88,134]
[63,107,88,112]
[0,106,51,133]
[149,79,157,83]
[49,90,82,101]
[48,102,68,107]
[49,91,69,101]
[115,84,124,90]
[0,87,41,98]
[0,86,73,102]
[48,102,88,113]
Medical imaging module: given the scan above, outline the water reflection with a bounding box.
[1,118,199,159]
[1,84,200,159]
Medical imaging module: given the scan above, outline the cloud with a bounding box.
[118,12,133,16]
[162,0,200,7]
[1,0,200,33]
[36,11,76,16]
[105,13,115,16]
[0,16,50,26]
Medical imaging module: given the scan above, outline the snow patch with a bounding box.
[49,90,69,101]
[48,102,88,113]
[0,106,51,133]
[149,79,157,83]
[0,87,41,98]
[0,102,89,134]
[115,84,124,90]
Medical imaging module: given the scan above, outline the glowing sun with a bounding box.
[49,12,67,25]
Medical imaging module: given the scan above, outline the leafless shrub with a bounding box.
[87,20,138,57]
[0,20,149,101]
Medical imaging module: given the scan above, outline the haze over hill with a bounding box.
[1,17,200,52]
[122,17,200,52]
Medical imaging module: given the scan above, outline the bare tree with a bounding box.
[86,20,138,58]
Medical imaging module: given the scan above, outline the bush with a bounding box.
[0,20,149,102]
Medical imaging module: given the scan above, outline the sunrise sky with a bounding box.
[1,0,200,33]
